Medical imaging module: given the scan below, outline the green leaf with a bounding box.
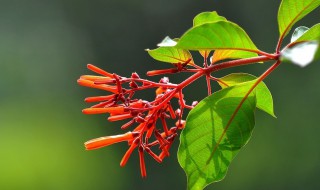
[178,82,257,190]
[295,23,320,42]
[191,12,258,62]
[211,49,258,63]
[193,11,227,27]
[278,0,320,39]
[192,11,224,59]
[218,73,275,117]
[176,21,259,54]
[281,41,319,67]
[146,47,194,64]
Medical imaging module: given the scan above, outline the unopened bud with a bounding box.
[175,109,181,116]
[175,120,186,129]
[130,81,138,89]
[159,77,169,84]
[156,94,164,99]
[131,72,140,79]
[191,101,198,107]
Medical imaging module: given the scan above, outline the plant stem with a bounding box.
[207,55,276,73]
[155,55,278,110]
[276,36,284,53]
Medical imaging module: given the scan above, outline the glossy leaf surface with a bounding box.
[178,82,257,190]
[176,21,258,54]
[192,12,258,63]
[192,11,226,58]
[193,11,226,27]
[211,50,257,63]
[218,73,275,117]
[146,47,193,64]
[278,0,320,38]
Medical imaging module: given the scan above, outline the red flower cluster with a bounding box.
[78,64,192,177]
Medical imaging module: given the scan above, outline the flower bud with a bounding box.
[192,101,199,107]
[131,72,140,79]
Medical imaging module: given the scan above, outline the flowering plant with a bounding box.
[78,0,320,189]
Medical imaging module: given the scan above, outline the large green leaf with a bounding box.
[193,13,258,63]
[295,23,320,42]
[218,73,275,117]
[192,11,226,58]
[278,0,320,39]
[146,46,194,64]
[193,11,227,27]
[178,82,257,190]
[176,21,259,54]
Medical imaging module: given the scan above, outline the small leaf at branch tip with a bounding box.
[218,73,275,117]
[291,26,309,43]
[157,36,177,47]
[281,41,319,67]
[176,21,258,52]
[193,11,227,27]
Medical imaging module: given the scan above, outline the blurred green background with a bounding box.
[1,0,319,189]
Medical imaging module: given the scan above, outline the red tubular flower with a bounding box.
[82,107,125,114]
[121,120,135,130]
[77,79,118,93]
[80,75,112,81]
[139,146,147,178]
[84,94,116,103]
[145,124,155,139]
[159,134,176,160]
[120,138,140,167]
[87,64,113,77]
[108,113,133,122]
[79,64,188,178]
[85,132,139,150]
[145,147,162,163]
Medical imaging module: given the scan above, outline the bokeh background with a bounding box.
[1,0,319,189]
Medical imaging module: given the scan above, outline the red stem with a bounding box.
[276,36,284,53]
[154,55,277,110]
